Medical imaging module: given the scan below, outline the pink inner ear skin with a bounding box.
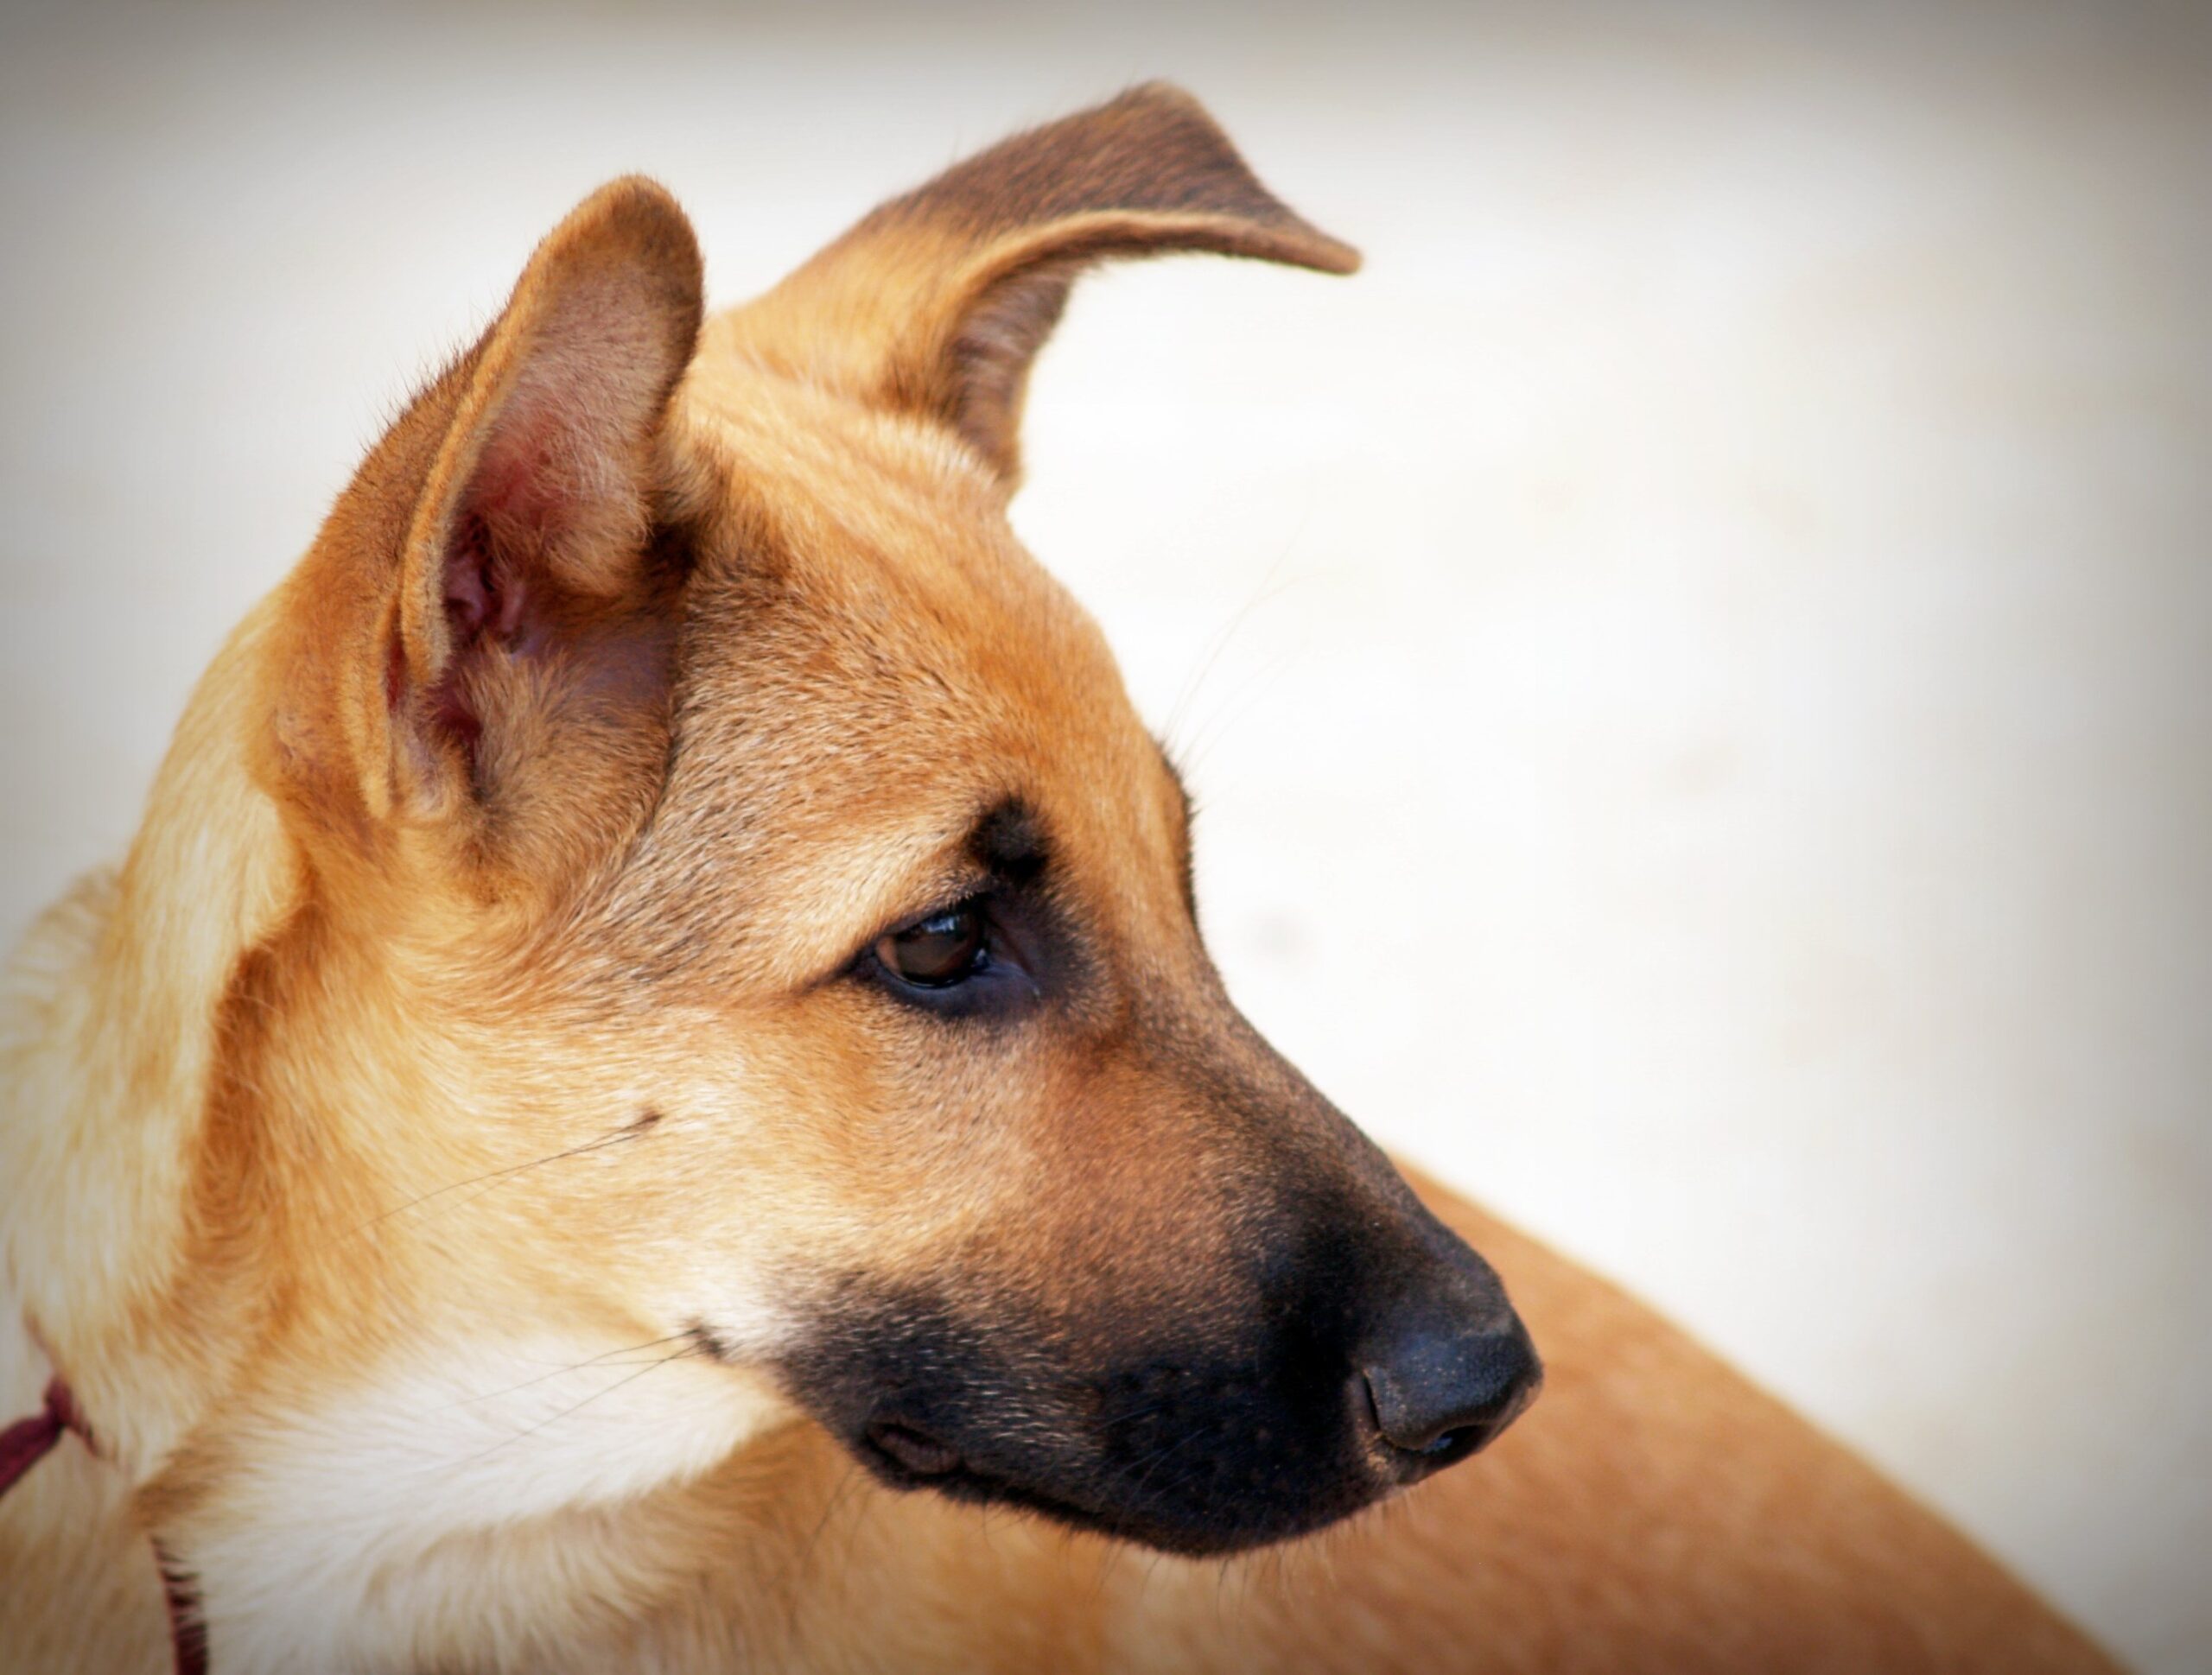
[441,513,533,647]
[442,513,499,644]
[424,416,587,753]
[427,514,515,758]
[472,411,573,534]
[443,422,563,653]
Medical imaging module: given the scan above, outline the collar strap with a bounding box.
[1,1378,209,1675]
[0,1377,82,1496]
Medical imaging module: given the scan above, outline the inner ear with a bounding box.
[426,510,519,755]
[436,384,611,664]
[385,176,704,811]
[442,509,519,650]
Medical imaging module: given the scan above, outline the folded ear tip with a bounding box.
[1312,235,1363,276]
[1222,216,1363,278]
[1099,84,1362,276]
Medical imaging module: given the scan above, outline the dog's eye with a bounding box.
[877,905,988,988]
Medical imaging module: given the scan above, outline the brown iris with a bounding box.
[877,904,986,987]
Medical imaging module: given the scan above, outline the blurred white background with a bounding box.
[3,0,2205,1666]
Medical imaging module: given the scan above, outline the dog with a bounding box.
[0,85,2120,1673]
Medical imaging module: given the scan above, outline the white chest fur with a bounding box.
[187,1335,793,1673]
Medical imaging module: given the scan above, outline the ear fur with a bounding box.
[720,83,1357,483]
[390,177,703,808]
[270,177,703,889]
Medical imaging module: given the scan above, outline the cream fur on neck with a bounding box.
[3,594,299,1478]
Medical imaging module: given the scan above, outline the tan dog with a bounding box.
[0,86,2119,1674]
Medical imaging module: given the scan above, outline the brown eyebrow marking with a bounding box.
[969,797,1050,887]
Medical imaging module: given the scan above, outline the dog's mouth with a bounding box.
[852,1418,1121,1532]
[855,1416,1109,1534]
[783,1240,1537,1557]
[836,1391,1398,1557]
[861,1418,963,1481]
[848,1427,1349,1555]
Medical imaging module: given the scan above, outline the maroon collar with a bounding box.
[1,1378,209,1675]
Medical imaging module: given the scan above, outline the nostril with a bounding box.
[1361,1369,1497,1456]
[1359,1323,1540,1463]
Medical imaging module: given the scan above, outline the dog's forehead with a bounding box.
[611,384,1187,974]
[675,387,1136,782]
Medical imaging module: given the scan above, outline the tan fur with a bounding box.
[1,85,2119,1672]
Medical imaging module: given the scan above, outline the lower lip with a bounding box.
[866,1420,961,1476]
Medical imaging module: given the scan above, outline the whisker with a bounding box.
[424,1331,697,1412]
[1179,635,1313,780]
[776,1455,866,1631]
[1160,550,1306,758]
[346,1125,646,1239]
[430,1342,699,1475]
[1111,1423,1212,1511]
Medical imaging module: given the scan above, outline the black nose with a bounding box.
[1359,1316,1540,1469]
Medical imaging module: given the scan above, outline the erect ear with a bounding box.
[334,177,702,860]
[717,83,1357,484]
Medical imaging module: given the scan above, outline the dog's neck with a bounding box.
[3,596,812,1667]
[3,596,301,1475]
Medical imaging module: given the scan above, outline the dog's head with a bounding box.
[255,85,1536,1556]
